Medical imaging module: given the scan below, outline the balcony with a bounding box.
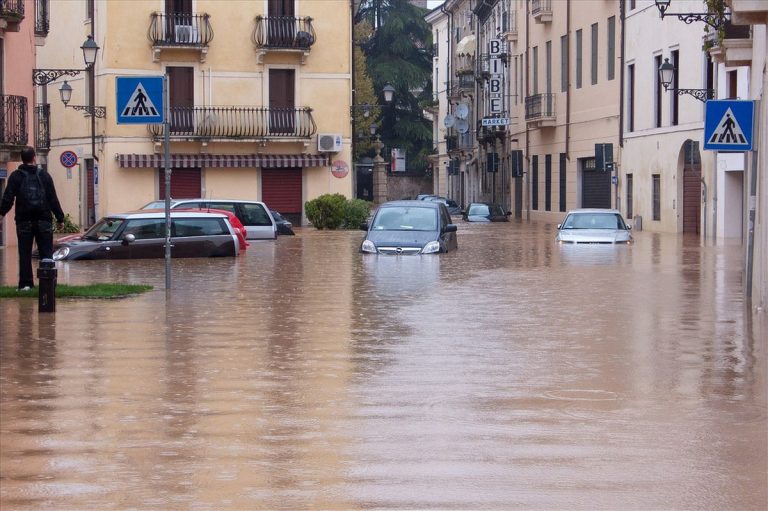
[708,21,752,67]
[531,0,552,24]
[148,106,316,143]
[501,11,517,43]
[34,0,48,38]
[0,0,24,32]
[728,0,768,25]
[253,16,316,64]
[35,104,50,152]
[148,12,213,62]
[455,54,475,76]
[1,95,28,159]
[525,93,556,128]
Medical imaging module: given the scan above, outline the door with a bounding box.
[165,0,192,43]
[159,168,201,199]
[86,159,96,227]
[268,0,295,47]
[262,168,302,226]
[269,69,295,135]
[581,163,611,209]
[168,66,194,133]
[683,164,701,234]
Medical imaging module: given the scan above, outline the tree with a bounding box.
[353,20,381,162]
[356,0,433,173]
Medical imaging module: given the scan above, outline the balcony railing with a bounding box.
[253,16,316,51]
[148,12,213,47]
[35,104,50,152]
[531,0,552,23]
[501,11,517,41]
[148,106,316,139]
[525,93,556,127]
[455,54,475,75]
[0,0,24,21]
[35,0,48,36]
[1,95,28,148]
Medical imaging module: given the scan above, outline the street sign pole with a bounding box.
[163,74,171,292]
[745,100,760,302]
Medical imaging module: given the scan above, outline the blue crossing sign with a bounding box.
[704,100,754,151]
[116,76,164,124]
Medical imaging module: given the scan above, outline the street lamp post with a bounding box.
[654,0,730,30]
[350,84,394,200]
[658,57,714,103]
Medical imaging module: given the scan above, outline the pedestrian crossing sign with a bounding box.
[116,76,164,124]
[704,100,754,151]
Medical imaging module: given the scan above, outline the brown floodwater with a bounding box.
[1,221,766,510]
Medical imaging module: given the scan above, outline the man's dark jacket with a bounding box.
[0,164,65,223]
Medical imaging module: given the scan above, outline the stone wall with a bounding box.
[386,173,433,200]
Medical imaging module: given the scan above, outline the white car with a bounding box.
[556,209,633,245]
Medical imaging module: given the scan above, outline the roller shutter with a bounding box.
[581,169,611,209]
[158,168,201,199]
[262,168,302,225]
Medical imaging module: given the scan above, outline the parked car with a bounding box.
[425,196,462,216]
[270,210,295,236]
[360,200,458,255]
[142,199,277,240]
[174,208,249,251]
[416,194,437,201]
[463,202,511,222]
[52,211,240,260]
[555,209,633,244]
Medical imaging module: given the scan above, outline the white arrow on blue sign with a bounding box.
[704,100,754,151]
[116,76,164,125]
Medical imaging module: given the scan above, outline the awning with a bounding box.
[456,34,476,55]
[117,153,330,169]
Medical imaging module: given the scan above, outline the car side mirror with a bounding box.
[557,224,562,229]
[444,224,457,233]
[359,222,369,231]
[627,225,632,230]
[122,233,136,244]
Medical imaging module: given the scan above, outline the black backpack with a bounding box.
[20,167,47,213]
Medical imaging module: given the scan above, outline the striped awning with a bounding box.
[117,153,330,169]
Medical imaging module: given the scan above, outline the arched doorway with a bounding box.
[681,140,702,235]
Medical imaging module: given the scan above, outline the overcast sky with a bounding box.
[427,0,442,8]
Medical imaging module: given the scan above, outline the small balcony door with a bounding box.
[268,0,295,47]
[168,66,194,133]
[165,0,193,44]
[269,69,295,135]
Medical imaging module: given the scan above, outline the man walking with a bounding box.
[0,147,65,290]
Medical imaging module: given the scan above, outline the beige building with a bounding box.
[35,0,352,229]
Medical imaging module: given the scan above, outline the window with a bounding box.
[545,154,552,211]
[626,174,633,219]
[125,219,165,239]
[173,218,228,237]
[652,174,661,221]
[532,46,538,94]
[86,0,94,19]
[607,16,615,81]
[628,0,636,10]
[671,50,679,125]
[238,203,273,227]
[627,63,635,132]
[561,35,568,92]
[546,40,552,94]
[532,155,539,211]
[728,70,738,98]
[559,153,567,212]
[654,54,662,128]
[434,30,439,57]
[575,29,582,89]
[591,23,598,85]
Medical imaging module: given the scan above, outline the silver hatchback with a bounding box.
[556,209,633,245]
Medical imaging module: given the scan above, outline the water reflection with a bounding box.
[1,224,766,509]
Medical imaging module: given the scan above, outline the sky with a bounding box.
[427,0,442,8]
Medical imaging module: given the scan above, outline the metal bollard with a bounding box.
[37,258,57,313]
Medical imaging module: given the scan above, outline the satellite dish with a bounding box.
[455,103,469,119]
[456,118,469,134]
[443,114,456,128]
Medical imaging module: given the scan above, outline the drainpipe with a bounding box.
[565,0,571,159]
[525,0,530,220]
[618,0,624,150]
[441,2,453,200]
[350,0,357,197]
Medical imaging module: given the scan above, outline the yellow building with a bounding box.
[36,0,352,228]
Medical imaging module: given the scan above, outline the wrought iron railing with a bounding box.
[253,16,316,50]
[0,95,28,147]
[35,104,50,152]
[525,93,555,120]
[502,10,517,34]
[531,0,552,17]
[455,54,475,75]
[148,12,213,46]
[34,0,48,36]
[0,0,24,20]
[148,106,316,139]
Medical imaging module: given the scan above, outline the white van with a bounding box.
[142,199,277,240]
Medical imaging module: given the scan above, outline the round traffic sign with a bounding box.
[331,160,349,179]
[60,150,78,168]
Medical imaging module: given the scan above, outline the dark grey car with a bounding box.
[360,200,458,255]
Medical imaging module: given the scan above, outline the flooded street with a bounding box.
[1,221,766,510]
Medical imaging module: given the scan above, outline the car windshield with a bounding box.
[561,213,627,230]
[372,207,437,231]
[468,204,490,216]
[84,218,125,241]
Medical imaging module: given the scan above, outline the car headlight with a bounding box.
[421,241,440,254]
[52,247,69,260]
[361,240,377,253]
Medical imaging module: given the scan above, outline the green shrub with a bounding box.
[343,199,372,229]
[305,193,347,229]
[54,213,80,234]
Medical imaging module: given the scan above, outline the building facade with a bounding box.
[34,0,352,230]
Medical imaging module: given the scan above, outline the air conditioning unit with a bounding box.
[317,133,342,153]
[175,24,200,44]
